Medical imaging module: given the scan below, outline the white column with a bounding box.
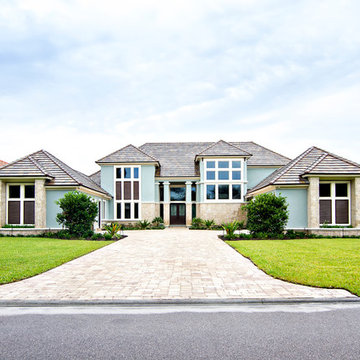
[185,181,192,226]
[163,181,170,226]
[35,179,46,228]
[307,177,319,228]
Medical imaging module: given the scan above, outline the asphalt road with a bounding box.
[0,303,360,359]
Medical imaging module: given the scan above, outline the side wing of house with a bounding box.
[0,150,110,229]
[247,146,360,229]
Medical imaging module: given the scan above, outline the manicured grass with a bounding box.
[226,238,360,296]
[0,237,114,284]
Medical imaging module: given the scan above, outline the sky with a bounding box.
[1,0,360,174]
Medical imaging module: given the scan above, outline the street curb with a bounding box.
[0,297,359,307]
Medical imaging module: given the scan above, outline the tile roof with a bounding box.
[0,150,110,197]
[140,141,290,177]
[89,170,101,186]
[96,144,159,164]
[0,160,7,167]
[232,142,290,166]
[196,140,251,157]
[248,146,360,194]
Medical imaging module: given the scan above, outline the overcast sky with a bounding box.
[1,0,360,174]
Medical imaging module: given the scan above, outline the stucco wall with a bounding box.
[46,189,104,229]
[275,188,308,228]
[247,167,279,190]
[46,189,71,228]
[100,165,114,219]
[198,203,246,224]
[141,165,155,202]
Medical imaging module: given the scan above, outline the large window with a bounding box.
[114,166,140,220]
[319,182,350,225]
[7,184,35,225]
[204,159,244,202]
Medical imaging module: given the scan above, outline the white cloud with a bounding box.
[1,0,360,173]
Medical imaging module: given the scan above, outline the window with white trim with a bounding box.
[114,166,140,220]
[7,184,35,225]
[319,182,350,225]
[204,159,244,202]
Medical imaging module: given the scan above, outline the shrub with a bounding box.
[56,191,98,237]
[191,218,204,228]
[137,220,151,229]
[203,219,215,229]
[104,233,113,240]
[103,222,123,238]
[152,217,164,227]
[243,193,289,235]
[222,220,240,239]
[91,233,104,240]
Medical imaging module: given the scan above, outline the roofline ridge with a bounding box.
[42,150,81,185]
[196,139,252,156]
[97,144,159,163]
[303,151,328,174]
[313,146,360,169]
[269,147,315,184]
[44,151,110,195]
[196,141,217,155]
[27,154,51,177]
[96,144,130,163]
[217,139,252,156]
[133,144,159,162]
[246,141,291,161]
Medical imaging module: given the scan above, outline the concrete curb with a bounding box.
[0,297,359,307]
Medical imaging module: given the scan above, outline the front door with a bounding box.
[170,203,186,225]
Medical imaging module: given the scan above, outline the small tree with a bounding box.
[56,191,98,237]
[243,193,289,235]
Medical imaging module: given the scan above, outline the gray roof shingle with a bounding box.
[248,146,360,194]
[96,144,159,164]
[89,170,101,186]
[196,140,251,157]
[140,141,290,177]
[0,150,110,197]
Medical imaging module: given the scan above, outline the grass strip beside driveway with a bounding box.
[227,238,360,296]
[0,237,114,284]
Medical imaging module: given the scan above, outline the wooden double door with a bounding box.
[170,203,186,225]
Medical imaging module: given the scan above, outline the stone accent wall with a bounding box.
[296,228,360,237]
[307,177,319,228]
[186,203,192,226]
[0,180,5,227]
[163,203,170,226]
[35,179,46,228]
[351,178,360,228]
[0,228,61,236]
[198,203,247,224]
[141,203,157,222]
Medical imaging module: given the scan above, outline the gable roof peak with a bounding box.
[96,143,159,164]
[196,139,252,158]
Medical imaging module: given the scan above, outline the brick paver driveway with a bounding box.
[0,228,354,301]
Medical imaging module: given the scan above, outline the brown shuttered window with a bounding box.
[116,182,122,200]
[320,200,332,224]
[335,200,349,224]
[24,201,35,224]
[124,181,131,200]
[133,181,139,200]
[8,201,20,224]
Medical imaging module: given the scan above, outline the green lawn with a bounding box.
[0,237,114,284]
[226,238,360,296]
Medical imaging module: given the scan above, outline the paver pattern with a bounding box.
[0,229,354,300]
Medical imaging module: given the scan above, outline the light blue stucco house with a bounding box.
[0,141,360,230]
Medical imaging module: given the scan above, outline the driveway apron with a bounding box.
[0,229,354,301]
